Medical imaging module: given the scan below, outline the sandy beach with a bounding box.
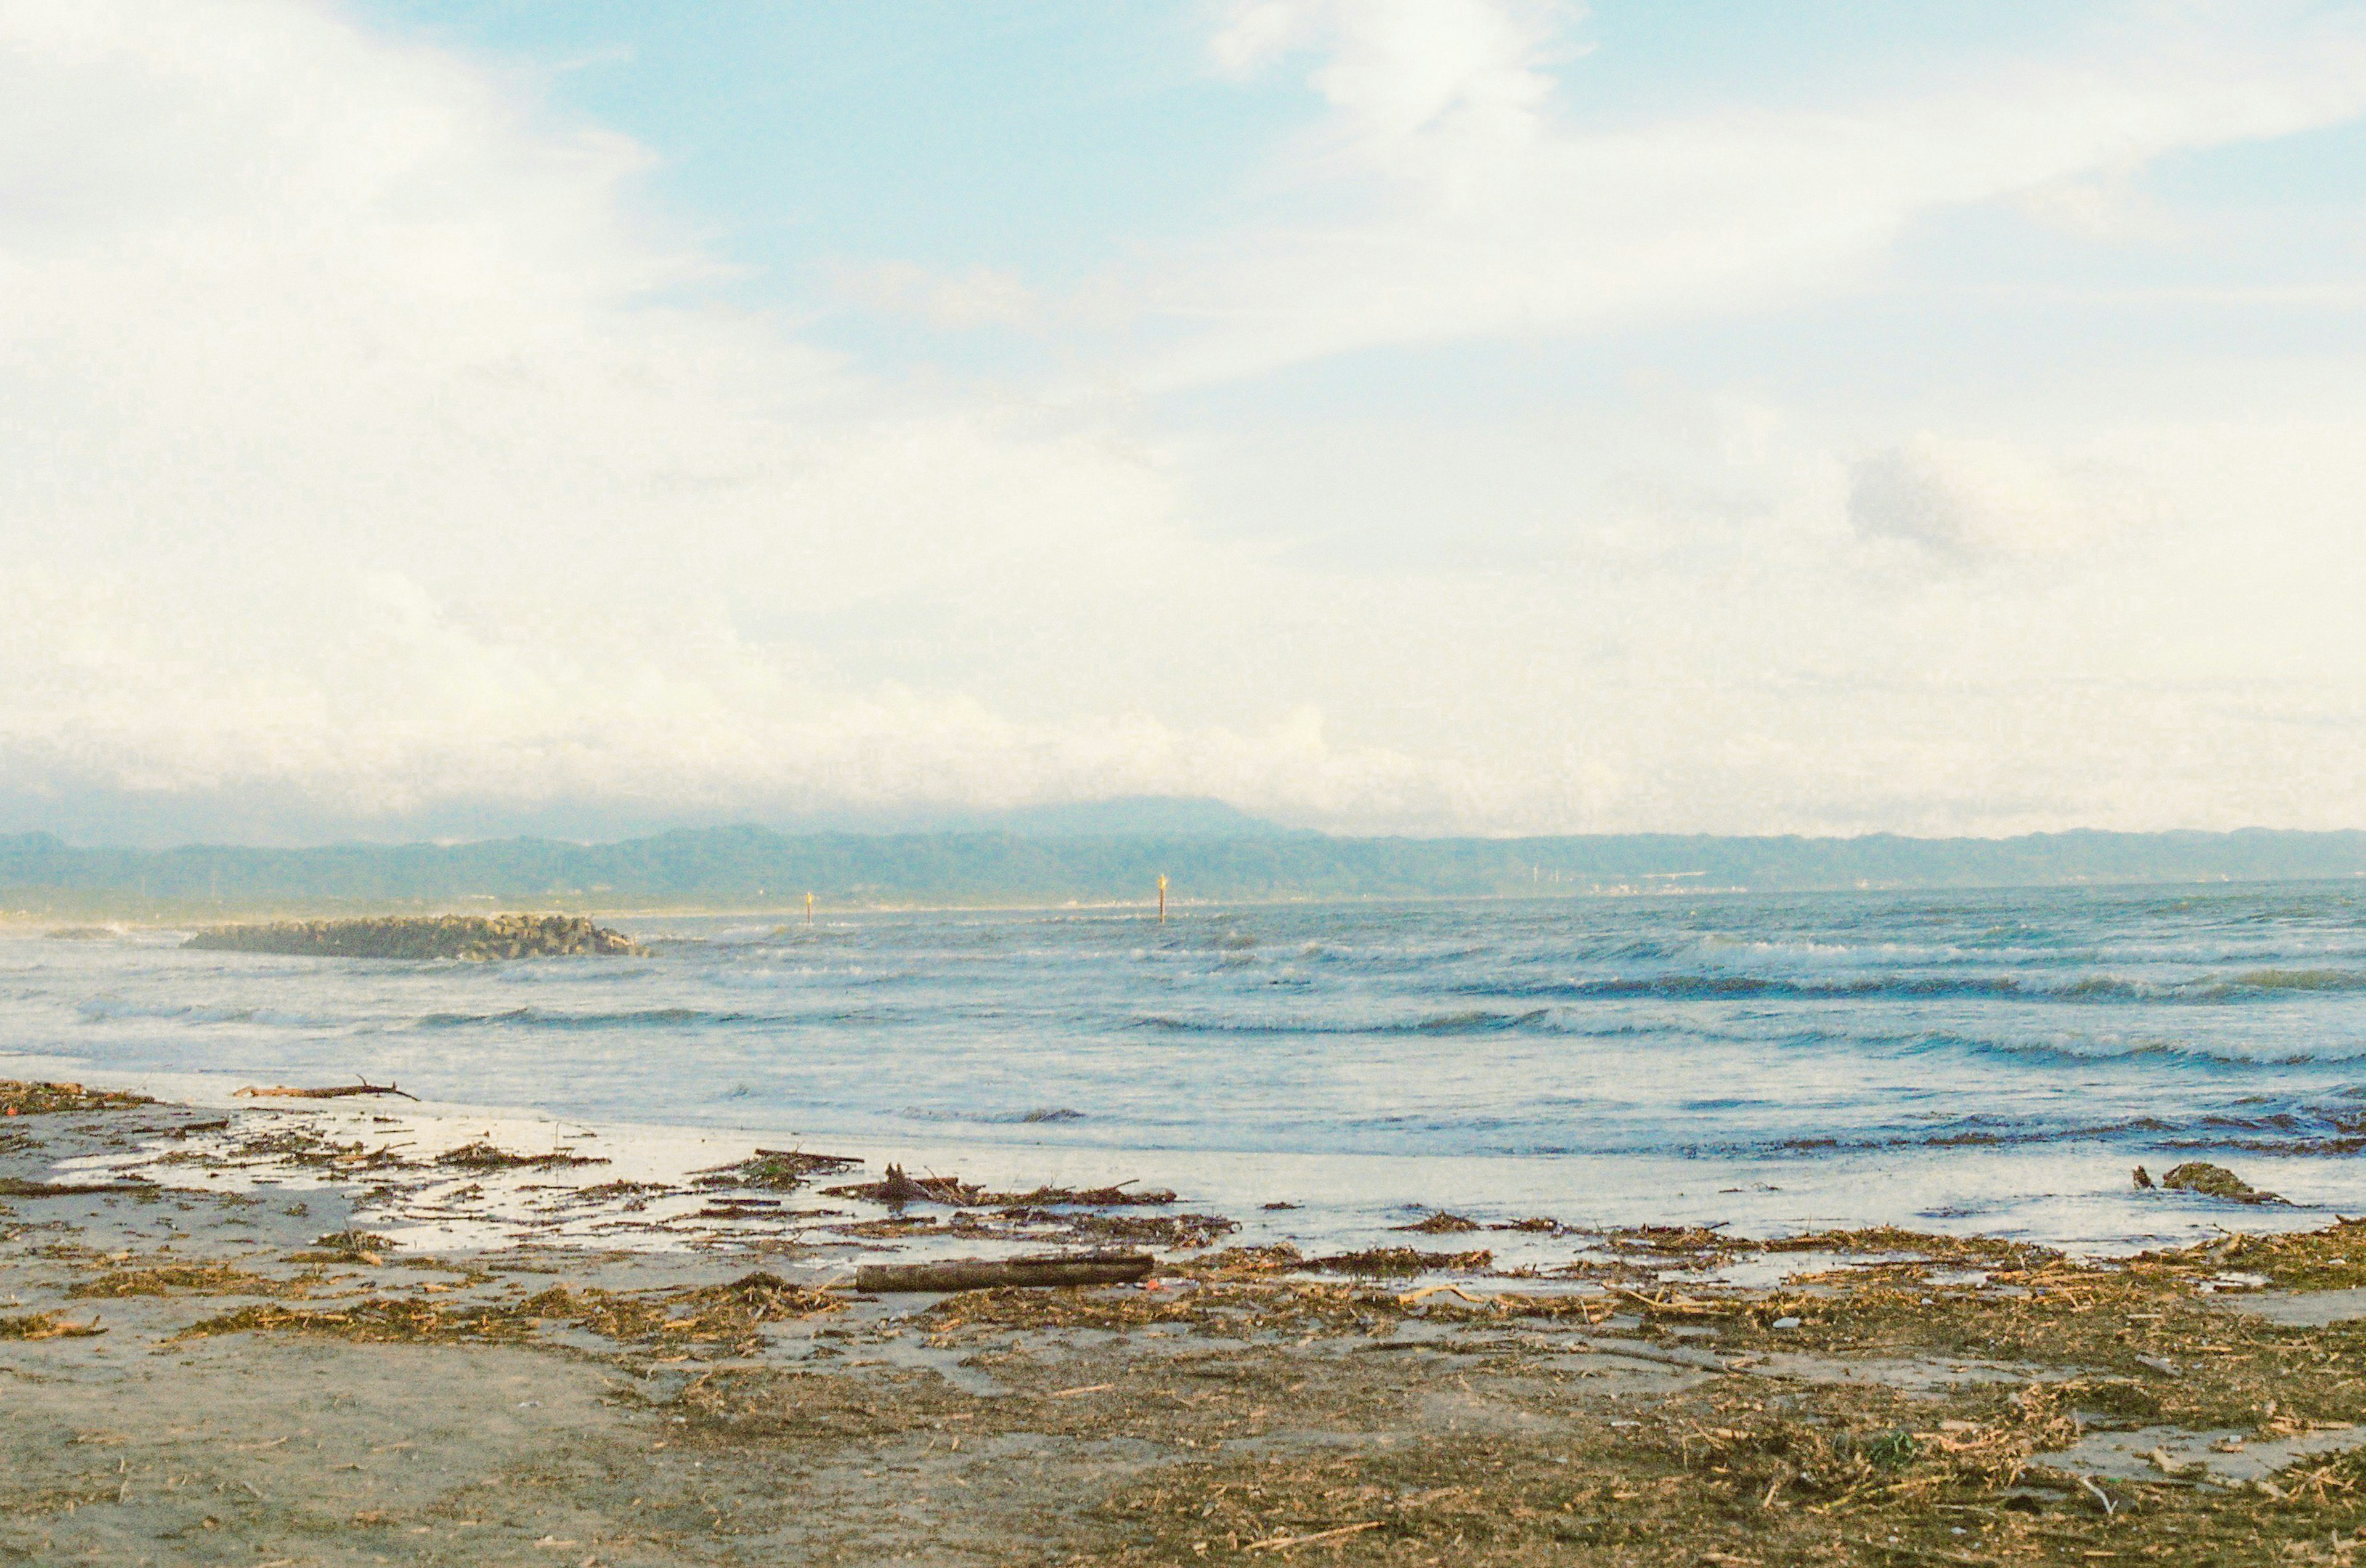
[7,1078,2366,1565]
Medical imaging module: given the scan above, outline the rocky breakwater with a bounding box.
[184,914,651,961]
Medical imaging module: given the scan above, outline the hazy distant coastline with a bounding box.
[6,811,2366,919]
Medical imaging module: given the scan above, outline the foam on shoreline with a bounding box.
[9,1054,2353,1273]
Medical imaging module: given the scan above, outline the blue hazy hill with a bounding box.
[4,813,2366,914]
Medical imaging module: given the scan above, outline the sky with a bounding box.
[4,1,2366,844]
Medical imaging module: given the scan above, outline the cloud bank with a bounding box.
[5,1,2366,843]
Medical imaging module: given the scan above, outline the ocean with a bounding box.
[10,881,2366,1255]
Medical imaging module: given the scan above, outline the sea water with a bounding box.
[9,882,2366,1254]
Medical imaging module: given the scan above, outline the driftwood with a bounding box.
[0,1177,153,1198]
[235,1079,418,1102]
[826,1164,983,1206]
[853,1253,1155,1293]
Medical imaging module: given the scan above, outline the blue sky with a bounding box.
[3,1,2366,842]
[353,2,1299,292]
[348,2,2366,373]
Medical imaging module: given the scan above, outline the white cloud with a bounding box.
[1090,0,2366,388]
[6,0,2366,845]
[0,0,1484,841]
[1847,434,2142,560]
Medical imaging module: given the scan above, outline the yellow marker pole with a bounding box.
[1158,874,1168,924]
[805,892,815,925]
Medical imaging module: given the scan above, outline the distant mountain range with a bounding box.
[4,804,2365,917]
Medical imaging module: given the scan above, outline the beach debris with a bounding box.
[177,1270,835,1354]
[853,1253,1157,1292]
[294,1230,397,1264]
[692,1148,863,1191]
[1309,1247,1492,1277]
[235,1078,418,1101]
[2134,1164,2155,1188]
[434,1141,608,1172]
[822,1165,1177,1209]
[184,914,649,961]
[0,1081,154,1117]
[694,1197,790,1221]
[2159,1162,2284,1204]
[1572,1336,1731,1373]
[993,1180,1177,1208]
[0,1310,106,1340]
[1243,1521,1382,1553]
[68,1261,322,1299]
[1392,1211,1482,1233]
[827,1164,984,1206]
[1001,1211,1238,1248]
[1193,1244,1307,1276]
[1398,1283,1487,1307]
[1606,1283,1733,1320]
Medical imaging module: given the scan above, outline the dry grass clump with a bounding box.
[0,1081,152,1117]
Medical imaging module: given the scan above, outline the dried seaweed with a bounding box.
[823,1165,1177,1208]
[1392,1212,1483,1233]
[0,1309,105,1340]
[2161,1161,2287,1204]
[0,1081,153,1117]
[288,1229,399,1264]
[1307,1247,1492,1277]
[692,1148,863,1191]
[67,1261,323,1299]
[435,1140,608,1171]
[176,1269,838,1355]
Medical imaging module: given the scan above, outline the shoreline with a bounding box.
[6,1052,2357,1263]
[12,1081,2366,1562]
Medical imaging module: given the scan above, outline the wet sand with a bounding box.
[11,1081,2366,1566]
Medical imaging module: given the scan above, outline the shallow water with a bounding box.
[10,882,2366,1251]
